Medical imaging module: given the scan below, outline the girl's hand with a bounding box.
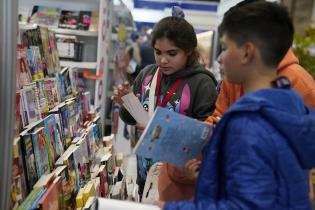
[111,81,131,106]
[183,159,201,181]
[136,123,146,132]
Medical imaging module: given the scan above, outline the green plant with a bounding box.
[293,23,315,79]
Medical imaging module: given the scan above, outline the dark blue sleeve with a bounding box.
[164,114,278,210]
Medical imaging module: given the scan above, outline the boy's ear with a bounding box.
[240,42,255,64]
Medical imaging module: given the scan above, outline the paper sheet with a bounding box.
[121,92,150,125]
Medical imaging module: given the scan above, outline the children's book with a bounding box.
[134,107,213,167]
[32,127,50,178]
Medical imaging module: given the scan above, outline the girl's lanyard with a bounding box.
[148,68,183,117]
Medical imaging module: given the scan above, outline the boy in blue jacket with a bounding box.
[157,1,315,210]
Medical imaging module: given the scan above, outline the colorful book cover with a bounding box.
[38,178,59,210]
[44,78,60,110]
[17,187,42,210]
[21,86,41,126]
[30,6,61,28]
[16,46,33,89]
[32,127,50,178]
[43,115,64,169]
[29,188,47,209]
[26,46,45,81]
[73,138,90,188]
[53,166,71,210]
[35,79,49,118]
[63,145,79,208]
[59,103,71,148]
[135,107,213,167]
[59,10,79,29]
[77,11,92,30]
[20,131,38,192]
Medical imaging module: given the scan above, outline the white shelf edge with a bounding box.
[60,61,97,69]
[19,23,98,37]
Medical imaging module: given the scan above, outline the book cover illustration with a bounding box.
[59,10,79,29]
[43,115,64,168]
[135,107,213,167]
[26,46,45,81]
[30,6,61,28]
[32,127,50,178]
[20,132,38,193]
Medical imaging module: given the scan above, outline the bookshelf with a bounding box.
[60,61,97,69]
[9,0,139,208]
[19,24,98,37]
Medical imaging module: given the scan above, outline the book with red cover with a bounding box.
[38,177,60,210]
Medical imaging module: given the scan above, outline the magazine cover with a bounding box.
[135,107,213,166]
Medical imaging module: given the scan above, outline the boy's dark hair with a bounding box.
[151,16,199,67]
[219,1,294,67]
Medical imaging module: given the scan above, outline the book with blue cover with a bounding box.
[32,127,50,178]
[134,107,213,167]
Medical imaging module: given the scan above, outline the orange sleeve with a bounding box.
[279,64,315,108]
[205,78,242,124]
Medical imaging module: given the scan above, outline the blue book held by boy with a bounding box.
[134,107,213,167]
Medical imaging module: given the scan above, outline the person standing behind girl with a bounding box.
[112,10,218,202]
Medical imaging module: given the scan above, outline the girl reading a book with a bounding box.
[112,7,218,202]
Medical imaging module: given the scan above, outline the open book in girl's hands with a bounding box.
[134,107,213,167]
[121,92,150,125]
